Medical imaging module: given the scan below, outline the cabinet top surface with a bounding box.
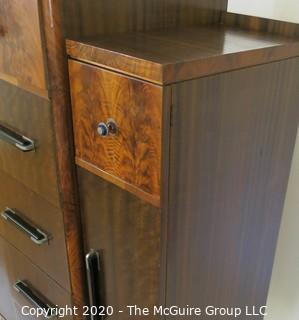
[67,23,299,84]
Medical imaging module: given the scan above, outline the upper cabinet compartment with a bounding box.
[66,15,299,85]
[67,12,299,207]
[0,0,47,96]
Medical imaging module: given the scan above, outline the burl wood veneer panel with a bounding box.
[69,60,163,206]
[0,0,47,96]
[78,168,161,320]
[62,0,228,38]
[166,58,299,319]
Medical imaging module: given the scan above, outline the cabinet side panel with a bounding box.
[166,58,299,317]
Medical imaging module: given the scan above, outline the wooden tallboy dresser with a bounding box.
[0,1,299,320]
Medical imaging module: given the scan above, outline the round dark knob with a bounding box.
[97,123,108,136]
[107,119,118,136]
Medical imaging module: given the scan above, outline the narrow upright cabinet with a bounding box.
[67,8,299,320]
[0,1,299,320]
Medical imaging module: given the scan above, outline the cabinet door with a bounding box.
[78,169,161,319]
[69,60,163,207]
[0,0,47,95]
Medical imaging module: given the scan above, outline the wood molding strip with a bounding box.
[39,0,87,316]
[76,157,160,208]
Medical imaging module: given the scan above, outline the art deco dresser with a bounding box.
[0,1,299,320]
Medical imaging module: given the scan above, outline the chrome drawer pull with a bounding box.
[0,123,35,152]
[86,249,103,320]
[14,281,54,319]
[1,208,48,245]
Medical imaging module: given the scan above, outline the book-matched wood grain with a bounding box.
[166,58,299,317]
[69,60,163,207]
[0,0,47,96]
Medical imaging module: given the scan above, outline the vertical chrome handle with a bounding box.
[86,249,103,320]
[14,281,54,319]
[0,123,35,152]
[1,208,48,245]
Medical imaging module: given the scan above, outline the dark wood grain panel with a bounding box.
[69,60,163,206]
[0,81,59,207]
[67,22,299,85]
[62,0,228,38]
[40,0,87,314]
[0,235,72,320]
[78,168,161,320]
[221,12,299,37]
[0,170,70,291]
[0,0,47,96]
[166,58,299,319]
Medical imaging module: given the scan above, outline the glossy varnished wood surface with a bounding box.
[0,235,72,320]
[166,58,299,318]
[0,81,59,207]
[0,170,70,291]
[221,12,299,37]
[78,169,161,320]
[0,0,47,96]
[69,60,163,206]
[67,20,299,85]
[44,0,227,314]
[62,0,227,38]
[40,0,87,314]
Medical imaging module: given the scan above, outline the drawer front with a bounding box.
[78,169,161,319]
[0,170,70,291]
[69,60,162,206]
[0,236,72,320]
[0,81,59,206]
[0,0,47,95]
